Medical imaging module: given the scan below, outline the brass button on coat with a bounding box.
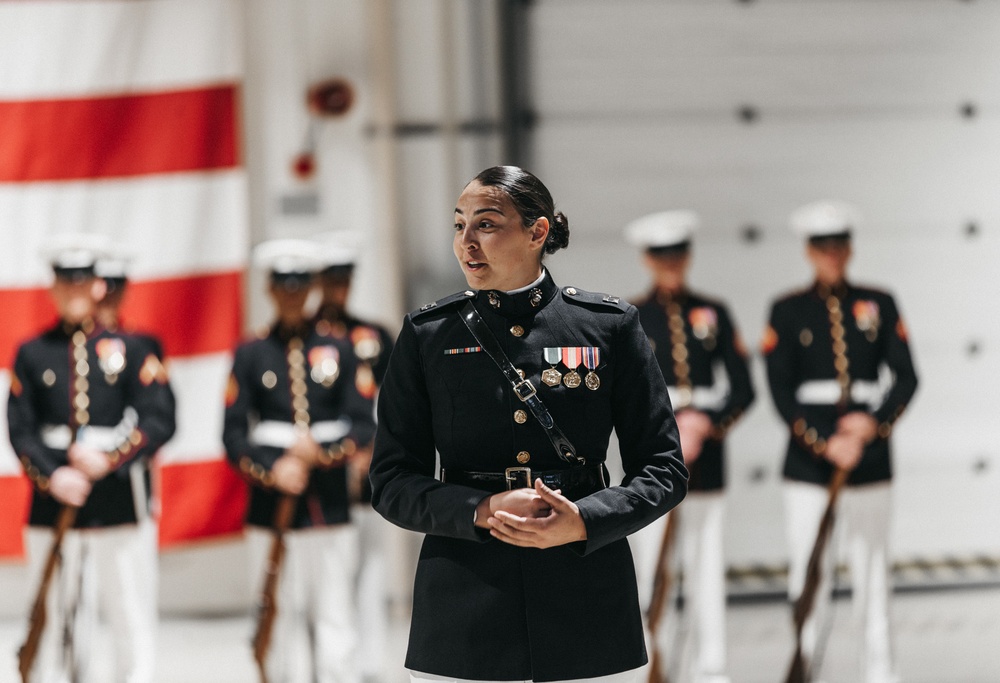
[514,410,527,424]
[510,325,525,337]
[516,451,530,464]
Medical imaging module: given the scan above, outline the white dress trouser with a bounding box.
[784,480,899,683]
[24,521,158,683]
[353,505,389,680]
[248,524,360,683]
[629,491,729,683]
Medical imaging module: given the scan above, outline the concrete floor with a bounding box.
[2,586,999,682]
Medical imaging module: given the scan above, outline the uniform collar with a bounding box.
[316,302,348,324]
[477,269,559,318]
[59,317,98,338]
[813,280,850,300]
[654,286,689,306]
[272,321,312,343]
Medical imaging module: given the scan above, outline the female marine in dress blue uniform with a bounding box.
[370,166,688,682]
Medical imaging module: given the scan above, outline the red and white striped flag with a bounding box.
[0,0,250,557]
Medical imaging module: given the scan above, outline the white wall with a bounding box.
[528,0,1000,568]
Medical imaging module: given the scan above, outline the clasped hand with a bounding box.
[676,409,713,465]
[477,479,588,549]
[49,444,114,506]
[824,411,879,471]
[272,434,322,495]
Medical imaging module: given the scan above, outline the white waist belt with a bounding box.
[40,424,128,451]
[795,380,882,407]
[667,385,727,412]
[250,419,351,449]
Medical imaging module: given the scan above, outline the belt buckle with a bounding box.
[513,379,537,402]
[505,467,532,490]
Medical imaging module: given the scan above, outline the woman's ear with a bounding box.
[530,216,550,249]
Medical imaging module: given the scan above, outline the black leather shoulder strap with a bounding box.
[459,302,583,465]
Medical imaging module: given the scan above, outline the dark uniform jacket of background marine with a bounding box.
[223,323,376,529]
[764,282,918,486]
[634,289,754,491]
[7,322,177,528]
[314,308,395,503]
[315,307,395,390]
[369,272,688,682]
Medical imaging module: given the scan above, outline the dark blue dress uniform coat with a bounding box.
[764,281,918,486]
[223,323,376,529]
[635,289,755,491]
[7,320,177,528]
[369,272,688,682]
[315,308,395,388]
[314,308,395,503]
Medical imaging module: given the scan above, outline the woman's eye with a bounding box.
[454,223,464,231]
[479,221,495,229]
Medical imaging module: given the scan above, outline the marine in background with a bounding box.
[313,231,395,682]
[223,238,375,683]
[625,211,755,683]
[7,233,176,683]
[763,201,918,683]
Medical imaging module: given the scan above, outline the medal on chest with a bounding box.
[853,300,881,342]
[350,326,382,363]
[583,347,601,390]
[689,306,718,350]
[308,345,341,387]
[542,347,562,386]
[561,347,582,388]
[96,338,126,384]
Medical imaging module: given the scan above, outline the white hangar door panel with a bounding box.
[526,0,1000,582]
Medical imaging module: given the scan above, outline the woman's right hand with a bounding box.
[474,488,552,529]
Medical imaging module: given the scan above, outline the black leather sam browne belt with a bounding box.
[460,301,583,467]
[450,301,598,493]
[441,464,607,499]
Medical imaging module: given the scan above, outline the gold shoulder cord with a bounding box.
[71,330,91,432]
[290,337,351,466]
[287,337,310,433]
[826,295,851,410]
[665,299,692,410]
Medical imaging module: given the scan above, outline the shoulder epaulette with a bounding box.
[561,286,629,311]
[412,289,477,319]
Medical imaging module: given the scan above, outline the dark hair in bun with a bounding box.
[472,165,570,256]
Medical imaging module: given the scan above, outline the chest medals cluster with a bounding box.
[542,347,601,390]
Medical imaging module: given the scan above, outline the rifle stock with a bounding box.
[783,467,849,683]
[251,494,297,683]
[18,504,78,683]
[646,509,679,683]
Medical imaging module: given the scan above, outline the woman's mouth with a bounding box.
[466,261,486,271]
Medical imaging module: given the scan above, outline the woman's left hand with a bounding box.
[488,479,588,548]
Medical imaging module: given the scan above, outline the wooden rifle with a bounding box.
[251,493,297,683]
[783,466,849,683]
[19,415,85,683]
[646,509,679,683]
[18,503,78,683]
